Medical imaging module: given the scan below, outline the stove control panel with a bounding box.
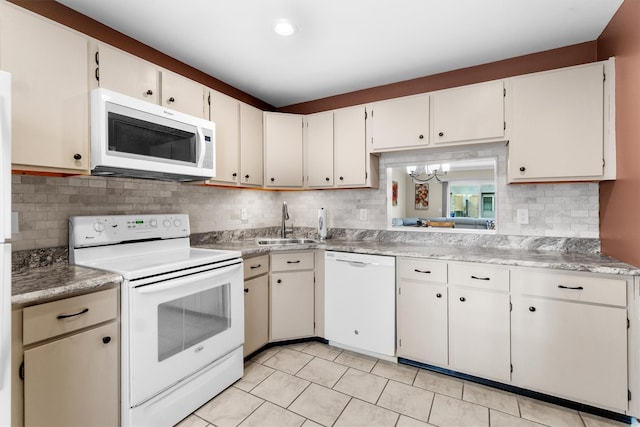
[69,214,190,248]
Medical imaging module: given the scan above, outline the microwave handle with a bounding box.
[196,126,206,167]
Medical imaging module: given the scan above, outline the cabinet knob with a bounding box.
[270,177,275,182]
[276,279,282,284]
[325,177,330,182]
[339,176,344,181]
[102,336,111,344]
[245,174,250,179]
[232,172,237,177]
[244,288,249,293]
[438,132,444,137]
[354,330,359,335]
[419,134,424,139]
[146,89,153,96]
[529,306,536,312]
[436,293,442,298]
[519,166,526,172]
[168,96,175,103]
[459,297,466,302]
[73,153,82,160]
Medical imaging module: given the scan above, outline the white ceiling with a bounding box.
[56,0,622,108]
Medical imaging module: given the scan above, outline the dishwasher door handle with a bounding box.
[334,259,378,267]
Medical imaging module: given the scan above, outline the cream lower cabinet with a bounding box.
[397,258,448,366]
[448,262,511,382]
[21,288,119,427]
[270,251,315,341]
[1,3,90,174]
[511,267,629,413]
[243,255,269,356]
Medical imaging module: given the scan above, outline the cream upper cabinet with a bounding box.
[1,3,90,173]
[264,112,303,188]
[161,70,206,118]
[94,43,159,103]
[369,94,429,152]
[334,105,370,187]
[511,267,629,412]
[304,111,334,187]
[431,80,505,145]
[240,102,264,186]
[208,90,240,184]
[507,61,613,183]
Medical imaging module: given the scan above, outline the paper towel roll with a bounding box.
[318,208,327,240]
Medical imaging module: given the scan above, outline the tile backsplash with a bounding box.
[11,143,599,251]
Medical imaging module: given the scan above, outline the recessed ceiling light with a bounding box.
[274,19,297,37]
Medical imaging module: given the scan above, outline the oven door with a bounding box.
[128,260,243,406]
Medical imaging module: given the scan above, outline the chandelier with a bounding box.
[407,164,450,183]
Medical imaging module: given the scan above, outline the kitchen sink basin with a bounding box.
[256,238,318,245]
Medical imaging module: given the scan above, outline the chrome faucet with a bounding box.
[281,201,291,238]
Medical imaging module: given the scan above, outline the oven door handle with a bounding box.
[134,266,234,294]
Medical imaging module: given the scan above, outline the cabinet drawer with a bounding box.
[23,287,118,346]
[244,255,269,280]
[511,268,627,307]
[449,262,509,291]
[397,258,447,283]
[271,251,314,271]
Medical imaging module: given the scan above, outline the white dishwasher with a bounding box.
[324,251,396,357]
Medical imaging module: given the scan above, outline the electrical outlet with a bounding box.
[517,208,529,225]
[240,208,248,221]
[359,208,367,221]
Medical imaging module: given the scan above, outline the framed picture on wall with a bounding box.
[415,183,429,210]
[392,181,398,206]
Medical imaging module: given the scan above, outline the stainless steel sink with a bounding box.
[256,238,318,245]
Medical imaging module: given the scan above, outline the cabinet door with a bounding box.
[304,111,334,187]
[448,287,510,382]
[1,5,89,172]
[264,112,303,187]
[24,322,118,427]
[508,63,604,182]
[370,94,429,152]
[209,90,240,183]
[334,106,367,186]
[96,43,158,103]
[397,282,448,366]
[240,103,264,186]
[512,296,627,412]
[244,274,269,356]
[161,70,205,118]
[432,80,505,145]
[270,271,314,341]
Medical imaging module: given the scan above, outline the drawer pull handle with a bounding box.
[557,285,584,290]
[414,269,431,274]
[471,275,490,281]
[287,260,301,264]
[102,336,112,344]
[244,288,249,293]
[250,264,262,269]
[436,293,442,298]
[56,308,89,320]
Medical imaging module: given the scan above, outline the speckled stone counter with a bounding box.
[12,265,122,308]
[199,239,640,276]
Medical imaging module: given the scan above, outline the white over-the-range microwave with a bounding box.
[90,88,216,181]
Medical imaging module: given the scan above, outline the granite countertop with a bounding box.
[198,239,640,276]
[11,265,122,308]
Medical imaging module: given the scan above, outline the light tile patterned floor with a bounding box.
[176,342,631,427]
